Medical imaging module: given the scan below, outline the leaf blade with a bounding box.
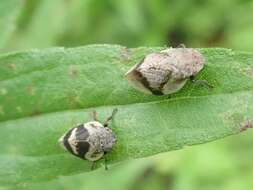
[0,45,253,186]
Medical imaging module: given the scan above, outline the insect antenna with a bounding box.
[91,161,96,170]
[104,108,118,127]
[91,110,98,121]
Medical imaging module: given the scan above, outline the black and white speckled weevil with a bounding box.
[58,109,118,170]
[125,47,212,95]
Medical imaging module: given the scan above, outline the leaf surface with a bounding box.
[0,45,253,186]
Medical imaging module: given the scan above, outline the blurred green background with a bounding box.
[3,0,253,52]
[1,0,253,189]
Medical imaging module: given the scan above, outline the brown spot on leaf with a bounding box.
[240,120,253,132]
[246,68,253,78]
[26,86,35,96]
[69,65,78,77]
[30,109,41,116]
[67,91,82,108]
[7,64,17,70]
[224,112,243,124]
[121,47,131,62]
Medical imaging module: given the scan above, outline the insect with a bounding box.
[58,109,118,170]
[125,47,210,95]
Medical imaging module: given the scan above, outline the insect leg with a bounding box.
[104,108,118,127]
[91,161,96,170]
[91,110,98,121]
[104,155,108,170]
[190,76,214,89]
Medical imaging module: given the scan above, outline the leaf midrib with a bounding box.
[0,88,252,124]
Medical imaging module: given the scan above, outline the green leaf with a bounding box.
[0,0,23,49]
[8,158,155,190]
[0,45,253,186]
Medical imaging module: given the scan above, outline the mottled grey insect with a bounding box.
[125,47,207,95]
[58,109,118,169]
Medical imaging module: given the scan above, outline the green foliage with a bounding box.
[0,45,253,187]
[0,0,23,49]
[1,0,253,190]
[3,0,253,51]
